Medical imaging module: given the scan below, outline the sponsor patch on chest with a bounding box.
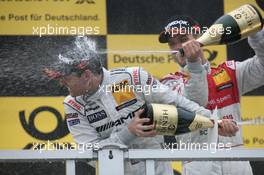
[111,80,137,111]
[212,69,233,91]
[212,69,231,86]
[87,110,107,123]
[67,99,82,111]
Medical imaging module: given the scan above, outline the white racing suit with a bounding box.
[63,66,211,175]
[161,30,264,175]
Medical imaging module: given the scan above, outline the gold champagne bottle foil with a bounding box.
[188,114,214,131]
[196,24,224,46]
[151,104,178,135]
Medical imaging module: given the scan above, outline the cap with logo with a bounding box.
[159,15,201,43]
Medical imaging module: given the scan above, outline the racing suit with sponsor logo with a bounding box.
[160,30,264,175]
[64,66,211,175]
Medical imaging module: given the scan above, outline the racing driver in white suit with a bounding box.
[43,37,238,175]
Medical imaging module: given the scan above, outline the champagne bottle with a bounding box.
[141,103,214,136]
[197,4,263,46]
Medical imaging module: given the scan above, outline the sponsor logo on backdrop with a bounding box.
[113,54,177,64]
[1,13,100,22]
[0,0,104,35]
[0,13,101,36]
[0,0,96,4]
[203,49,218,63]
[243,136,264,145]
[112,49,218,64]
[19,106,69,149]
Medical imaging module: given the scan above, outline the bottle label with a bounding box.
[151,104,178,135]
[228,4,262,39]
[197,4,262,46]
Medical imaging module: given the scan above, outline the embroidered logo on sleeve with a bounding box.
[226,60,235,70]
[66,113,80,126]
[132,68,140,85]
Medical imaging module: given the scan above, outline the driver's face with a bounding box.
[168,34,195,67]
[59,73,87,97]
